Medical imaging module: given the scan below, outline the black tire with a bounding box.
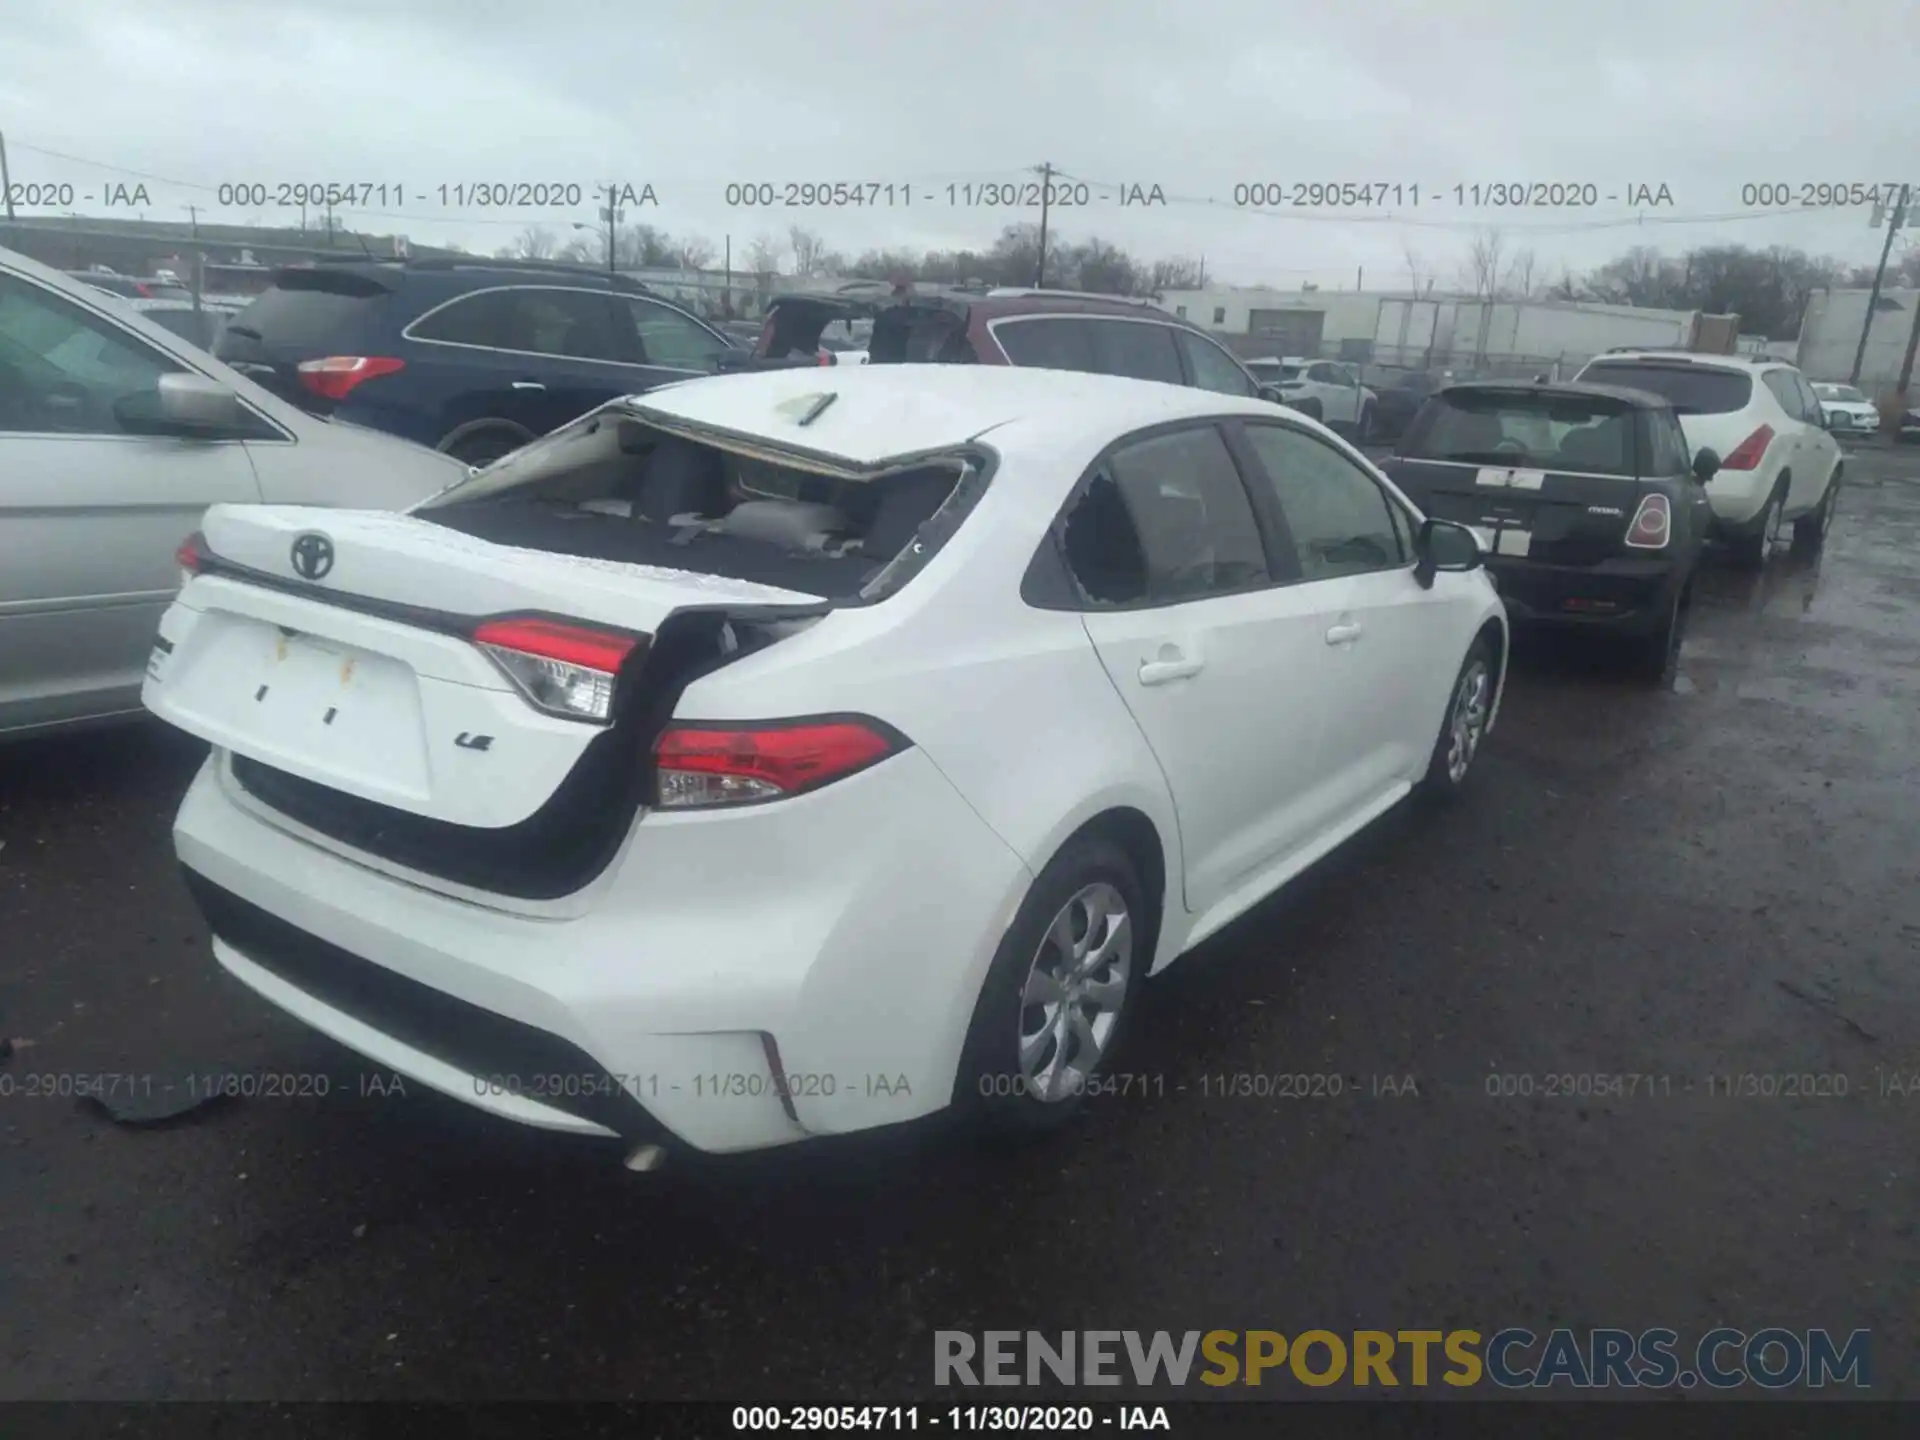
[1730,481,1786,569]
[955,834,1150,1143]
[1418,635,1497,801]
[443,429,528,468]
[1626,577,1689,685]
[1792,470,1840,552]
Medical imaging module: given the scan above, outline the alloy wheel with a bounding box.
[1446,659,1491,784]
[1017,882,1133,1103]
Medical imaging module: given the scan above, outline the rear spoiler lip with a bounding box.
[186,549,832,644]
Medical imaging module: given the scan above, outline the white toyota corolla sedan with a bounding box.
[143,364,1506,1164]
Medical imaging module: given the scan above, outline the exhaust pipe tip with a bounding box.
[623,1143,667,1173]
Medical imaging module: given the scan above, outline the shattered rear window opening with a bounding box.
[416,412,990,604]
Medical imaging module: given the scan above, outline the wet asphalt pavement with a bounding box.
[4,442,1920,1403]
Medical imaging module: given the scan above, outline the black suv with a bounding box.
[214,259,743,465]
[1383,380,1718,680]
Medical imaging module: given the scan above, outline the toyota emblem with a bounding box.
[290,532,335,581]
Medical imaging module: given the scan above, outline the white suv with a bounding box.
[1244,357,1379,440]
[144,365,1505,1163]
[1574,353,1841,566]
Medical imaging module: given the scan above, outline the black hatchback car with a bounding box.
[1383,381,1719,679]
[213,259,742,466]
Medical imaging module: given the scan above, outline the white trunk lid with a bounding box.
[143,504,825,829]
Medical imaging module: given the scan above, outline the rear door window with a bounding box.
[993,317,1096,372]
[1577,361,1753,416]
[408,290,514,347]
[1058,424,1268,605]
[1401,391,1637,476]
[495,288,624,362]
[1086,319,1184,384]
[1175,331,1257,396]
[1761,370,1806,420]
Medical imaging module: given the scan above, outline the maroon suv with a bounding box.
[747,286,1275,399]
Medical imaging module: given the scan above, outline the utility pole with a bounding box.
[1852,183,1908,385]
[185,205,203,312]
[723,234,732,319]
[1357,265,1364,291]
[0,129,15,228]
[1895,244,1920,417]
[324,189,335,247]
[602,182,623,277]
[1034,161,1053,288]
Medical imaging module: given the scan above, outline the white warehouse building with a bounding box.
[1153,287,1734,375]
[1793,288,1919,392]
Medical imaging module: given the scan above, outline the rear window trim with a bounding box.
[398,283,725,368]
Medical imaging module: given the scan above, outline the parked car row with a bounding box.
[0,236,1849,1174]
[1376,351,1843,684]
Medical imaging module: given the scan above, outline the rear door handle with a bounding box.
[1325,622,1364,646]
[511,380,546,391]
[1138,657,1204,686]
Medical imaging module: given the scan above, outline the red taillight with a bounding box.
[818,350,834,366]
[296,355,406,401]
[471,618,641,723]
[1625,493,1672,549]
[472,618,638,672]
[653,719,905,808]
[135,282,153,297]
[175,531,206,573]
[1720,424,1773,471]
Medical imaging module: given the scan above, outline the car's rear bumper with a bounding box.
[1486,553,1684,634]
[171,746,1033,1155]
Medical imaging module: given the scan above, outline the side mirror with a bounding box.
[1414,518,1483,588]
[1259,384,1285,403]
[115,372,251,437]
[1692,447,1721,483]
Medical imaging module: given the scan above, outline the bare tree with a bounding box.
[788,226,831,277]
[1146,256,1204,291]
[744,233,785,276]
[1402,242,1429,294]
[615,223,675,269]
[504,225,559,261]
[1458,227,1507,301]
[1504,247,1538,300]
[673,234,717,270]
[556,234,599,265]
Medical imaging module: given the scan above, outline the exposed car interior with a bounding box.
[420,423,969,600]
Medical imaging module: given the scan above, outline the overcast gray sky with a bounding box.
[3,0,1917,290]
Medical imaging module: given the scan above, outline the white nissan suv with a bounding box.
[144,366,1505,1163]
[1574,353,1842,566]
